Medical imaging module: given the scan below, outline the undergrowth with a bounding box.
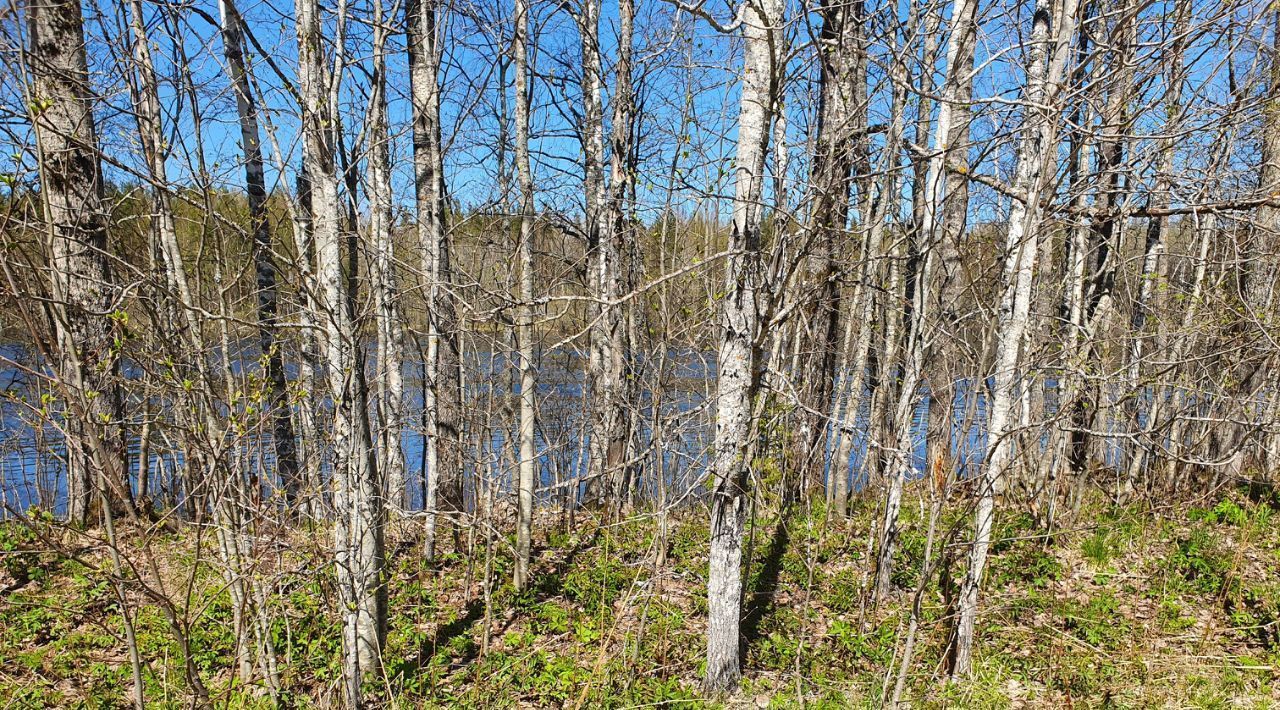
[1,485,1278,708]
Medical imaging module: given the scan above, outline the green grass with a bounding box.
[1,487,1277,707]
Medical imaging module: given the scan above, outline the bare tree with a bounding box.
[26,0,133,526]
[370,0,405,514]
[217,0,301,505]
[705,0,783,693]
[580,0,636,510]
[293,0,385,699]
[409,0,464,560]
[952,0,1079,675]
[513,0,537,592]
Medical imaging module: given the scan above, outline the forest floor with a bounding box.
[1,482,1278,708]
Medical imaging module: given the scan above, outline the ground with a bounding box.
[1,485,1278,708]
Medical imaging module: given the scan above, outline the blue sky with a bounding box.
[2,0,1276,240]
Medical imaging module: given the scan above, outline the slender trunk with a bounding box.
[513,0,537,591]
[1068,0,1134,483]
[704,0,782,693]
[924,0,976,518]
[251,69,323,515]
[578,0,608,505]
[579,0,634,509]
[293,166,324,518]
[294,0,384,700]
[218,0,301,505]
[602,0,636,508]
[369,0,404,514]
[952,0,1078,675]
[1038,16,1094,516]
[409,0,462,560]
[828,9,873,516]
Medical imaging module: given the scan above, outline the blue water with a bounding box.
[0,341,1195,518]
[0,345,716,516]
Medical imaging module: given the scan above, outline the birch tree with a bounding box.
[602,0,635,507]
[575,0,635,510]
[705,0,783,692]
[952,0,1079,675]
[577,0,608,504]
[409,0,464,560]
[293,0,384,699]
[26,0,136,526]
[513,0,537,591]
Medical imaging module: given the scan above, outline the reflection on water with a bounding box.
[2,342,1152,518]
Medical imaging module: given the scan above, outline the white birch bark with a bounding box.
[513,0,538,591]
[577,0,633,509]
[577,0,608,504]
[705,0,782,693]
[952,0,1078,675]
[293,0,384,700]
[409,0,462,561]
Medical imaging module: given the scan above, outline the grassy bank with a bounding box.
[1,487,1278,708]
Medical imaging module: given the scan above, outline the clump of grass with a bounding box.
[1081,529,1116,568]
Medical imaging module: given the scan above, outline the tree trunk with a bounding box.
[28,0,132,526]
[409,0,464,561]
[370,0,405,515]
[602,0,636,508]
[578,0,634,511]
[293,0,384,701]
[952,0,1078,675]
[218,0,301,506]
[1068,0,1135,483]
[513,0,538,592]
[577,0,606,505]
[925,0,976,483]
[704,0,781,693]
